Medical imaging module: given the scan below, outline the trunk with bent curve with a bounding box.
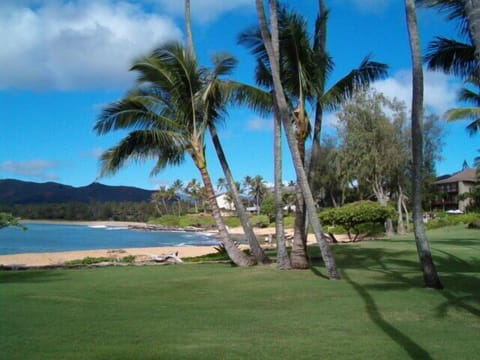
[209,125,270,264]
[405,0,443,289]
[256,0,338,279]
[197,163,256,266]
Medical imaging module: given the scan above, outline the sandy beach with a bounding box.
[0,220,292,267]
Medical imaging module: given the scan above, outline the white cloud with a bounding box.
[151,0,253,23]
[372,69,461,115]
[80,147,104,159]
[0,160,60,181]
[0,1,182,90]
[332,0,393,13]
[246,117,272,131]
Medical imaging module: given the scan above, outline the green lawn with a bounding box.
[1,225,479,359]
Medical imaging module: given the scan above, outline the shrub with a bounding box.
[467,218,480,229]
[319,201,395,241]
[425,212,480,230]
[250,215,270,228]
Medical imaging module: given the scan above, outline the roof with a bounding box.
[435,168,478,185]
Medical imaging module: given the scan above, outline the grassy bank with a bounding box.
[1,225,479,359]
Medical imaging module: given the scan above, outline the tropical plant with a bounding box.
[319,201,395,242]
[405,0,444,289]
[241,1,387,269]
[183,1,269,264]
[444,76,480,135]
[94,42,255,266]
[255,0,337,277]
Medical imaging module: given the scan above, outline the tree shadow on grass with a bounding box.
[342,269,433,359]
[309,242,480,320]
[0,270,65,284]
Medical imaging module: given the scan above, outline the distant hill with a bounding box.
[0,179,156,204]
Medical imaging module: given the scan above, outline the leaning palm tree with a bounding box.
[182,0,270,264]
[94,42,255,266]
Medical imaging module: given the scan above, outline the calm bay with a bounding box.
[0,223,220,255]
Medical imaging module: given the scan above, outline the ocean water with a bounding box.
[0,223,220,255]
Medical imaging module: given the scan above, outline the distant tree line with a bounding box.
[0,201,156,222]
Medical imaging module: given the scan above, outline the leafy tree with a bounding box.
[319,201,395,242]
[405,0,444,289]
[94,42,255,266]
[336,89,408,235]
[0,213,26,230]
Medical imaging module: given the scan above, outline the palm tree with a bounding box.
[462,0,480,63]
[417,0,477,78]
[405,0,444,289]
[417,1,480,135]
[445,76,480,134]
[94,42,255,266]
[255,0,338,279]
[242,2,387,269]
[183,1,270,264]
[151,185,176,215]
[184,178,201,213]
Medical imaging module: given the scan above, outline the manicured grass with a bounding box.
[1,225,479,359]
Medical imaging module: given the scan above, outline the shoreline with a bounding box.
[1,220,326,267]
[0,246,220,267]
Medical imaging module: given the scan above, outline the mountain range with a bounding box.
[0,179,156,204]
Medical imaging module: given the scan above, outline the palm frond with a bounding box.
[321,56,388,110]
[416,0,469,36]
[98,130,187,177]
[228,81,273,116]
[424,37,476,78]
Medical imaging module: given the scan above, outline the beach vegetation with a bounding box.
[0,213,26,231]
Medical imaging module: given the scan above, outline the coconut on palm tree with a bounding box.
[94,42,255,266]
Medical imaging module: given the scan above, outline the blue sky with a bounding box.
[0,0,477,190]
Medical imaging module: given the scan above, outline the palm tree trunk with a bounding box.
[273,102,291,269]
[256,0,338,279]
[397,188,406,235]
[198,164,256,266]
[291,130,309,269]
[307,0,328,187]
[209,125,270,264]
[463,0,480,63]
[405,0,443,289]
[184,0,195,60]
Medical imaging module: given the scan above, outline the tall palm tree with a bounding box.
[405,0,444,289]
[183,1,270,264]
[94,42,255,266]
[255,0,338,279]
[242,2,387,268]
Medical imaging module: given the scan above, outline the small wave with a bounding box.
[88,225,107,229]
[106,227,129,231]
